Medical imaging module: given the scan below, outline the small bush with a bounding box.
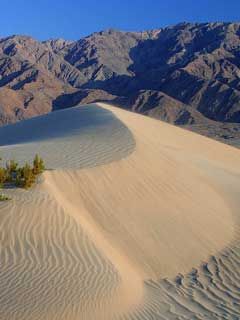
[0,194,11,201]
[33,154,45,175]
[0,154,45,190]
[5,160,18,182]
[0,167,7,188]
[16,163,36,189]
[6,160,18,173]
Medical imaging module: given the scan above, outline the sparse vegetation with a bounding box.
[5,160,18,183]
[33,154,45,175]
[0,194,11,201]
[0,167,7,188]
[0,154,45,194]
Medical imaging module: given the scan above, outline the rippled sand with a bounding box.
[0,103,240,319]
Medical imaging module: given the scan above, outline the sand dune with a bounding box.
[0,103,240,319]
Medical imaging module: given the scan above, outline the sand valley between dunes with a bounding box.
[0,103,240,319]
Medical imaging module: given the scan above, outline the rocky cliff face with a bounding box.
[1,23,240,144]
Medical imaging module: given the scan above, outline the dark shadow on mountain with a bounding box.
[52,91,89,110]
[51,24,240,125]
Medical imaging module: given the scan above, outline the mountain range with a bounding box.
[1,22,240,145]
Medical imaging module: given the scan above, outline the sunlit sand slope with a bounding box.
[0,103,240,319]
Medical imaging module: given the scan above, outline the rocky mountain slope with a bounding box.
[1,23,240,145]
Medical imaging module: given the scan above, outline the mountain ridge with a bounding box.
[1,22,240,146]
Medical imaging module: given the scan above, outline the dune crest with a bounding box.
[0,103,240,319]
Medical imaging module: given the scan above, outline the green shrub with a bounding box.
[15,167,23,187]
[16,163,36,189]
[5,160,18,182]
[0,154,45,190]
[0,167,7,188]
[33,154,45,175]
[0,194,11,201]
[6,160,18,173]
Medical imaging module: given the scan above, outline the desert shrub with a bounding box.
[0,194,11,201]
[6,160,18,173]
[16,163,36,189]
[0,154,45,190]
[0,167,7,188]
[5,160,18,182]
[15,167,23,187]
[33,154,45,175]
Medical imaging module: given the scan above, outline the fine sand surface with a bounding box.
[0,103,240,319]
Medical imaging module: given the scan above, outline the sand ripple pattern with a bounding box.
[0,103,240,319]
[1,190,240,319]
[124,244,240,320]
[0,105,135,169]
[0,189,121,320]
[0,105,137,319]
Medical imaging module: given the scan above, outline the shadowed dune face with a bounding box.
[0,103,240,319]
[0,105,135,169]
